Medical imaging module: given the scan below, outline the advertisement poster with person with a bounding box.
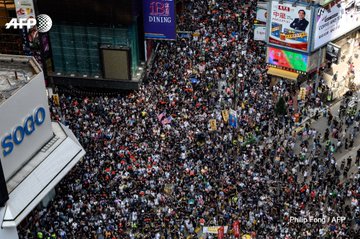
[268,1,312,52]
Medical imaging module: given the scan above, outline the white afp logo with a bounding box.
[5,14,52,33]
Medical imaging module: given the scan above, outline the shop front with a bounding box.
[267,67,299,81]
[312,0,360,99]
[322,30,360,98]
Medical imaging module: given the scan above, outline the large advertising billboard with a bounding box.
[143,0,176,40]
[267,46,308,72]
[312,0,360,50]
[268,1,312,52]
[267,46,326,73]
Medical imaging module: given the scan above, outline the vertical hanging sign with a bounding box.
[14,0,36,55]
[143,0,176,40]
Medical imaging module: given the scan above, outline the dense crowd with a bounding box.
[19,0,360,238]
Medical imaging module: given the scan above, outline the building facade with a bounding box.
[0,0,146,90]
[262,0,360,100]
[0,54,85,238]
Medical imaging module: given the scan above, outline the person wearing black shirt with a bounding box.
[290,10,309,31]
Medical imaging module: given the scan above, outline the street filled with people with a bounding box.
[19,0,360,238]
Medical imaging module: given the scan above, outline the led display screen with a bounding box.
[267,46,308,72]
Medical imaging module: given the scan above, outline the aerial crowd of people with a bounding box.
[19,0,359,238]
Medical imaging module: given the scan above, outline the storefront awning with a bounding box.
[267,67,299,80]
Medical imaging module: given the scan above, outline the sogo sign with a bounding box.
[1,107,46,157]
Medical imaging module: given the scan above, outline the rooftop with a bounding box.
[0,54,42,105]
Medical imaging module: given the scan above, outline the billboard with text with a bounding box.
[0,71,53,181]
[268,1,312,52]
[312,1,360,50]
[143,0,176,40]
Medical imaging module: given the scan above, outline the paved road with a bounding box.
[295,92,360,182]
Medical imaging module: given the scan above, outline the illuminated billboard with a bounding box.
[312,0,360,50]
[268,0,312,52]
[267,46,308,72]
[143,0,176,40]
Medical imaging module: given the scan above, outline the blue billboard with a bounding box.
[143,0,176,40]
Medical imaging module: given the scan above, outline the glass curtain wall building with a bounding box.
[50,22,140,77]
[36,0,143,86]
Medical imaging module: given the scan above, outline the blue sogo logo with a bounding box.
[1,107,46,157]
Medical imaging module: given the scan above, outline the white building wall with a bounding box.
[0,73,53,181]
[0,207,19,239]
